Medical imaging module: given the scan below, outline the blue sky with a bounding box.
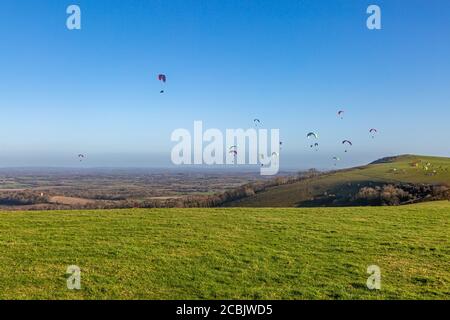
[0,0,449,169]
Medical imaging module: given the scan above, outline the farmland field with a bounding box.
[0,168,273,210]
[0,202,448,300]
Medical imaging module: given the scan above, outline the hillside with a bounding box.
[0,203,449,299]
[225,155,450,207]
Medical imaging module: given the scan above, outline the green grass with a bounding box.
[229,155,450,207]
[336,155,450,184]
[0,202,449,300]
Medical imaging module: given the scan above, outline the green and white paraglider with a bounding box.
[332,156,340,166]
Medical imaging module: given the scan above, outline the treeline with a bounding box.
[0,191,49,206]
[353,184,450,206]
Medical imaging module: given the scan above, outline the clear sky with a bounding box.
[1,0,449,169]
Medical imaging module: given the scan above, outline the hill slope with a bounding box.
[0,203,449,299]
[225,155,450,207]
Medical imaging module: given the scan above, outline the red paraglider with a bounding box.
[158,74,167,94]
[158,74,167,83]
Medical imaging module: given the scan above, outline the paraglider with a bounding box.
[229,150,238,164]
[229,146,238,159]
[309,142,319,150]
[229,150,238,157]
[312,142,319,151]
[78,154,85,162]
[338,110,345,119]
[369,128,378,139]
[332,156,340,166]
[158,74,166,83]
[254,119,262,128]
[158,74,166,93]
[307,132,319,150]
[229,148,238,154]
[342,140,352,153]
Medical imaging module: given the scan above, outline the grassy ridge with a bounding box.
[0,203,449,299]
[228,155,450,207]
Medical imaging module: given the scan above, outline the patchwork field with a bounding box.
[0,168,271,210]
[0,202,448,300]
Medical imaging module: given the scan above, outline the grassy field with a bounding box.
[0,202,449,300]
[228,155,450,207]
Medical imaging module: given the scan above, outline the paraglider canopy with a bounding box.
[158,74,167,83]
[307,132,318,139]
[332,156,340,166]
[338,110,345,119]
[253,119,262,128]
[369,128,378,139]
[313,142,319,151]
[342,140,353,146]
[342,140,352,153]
